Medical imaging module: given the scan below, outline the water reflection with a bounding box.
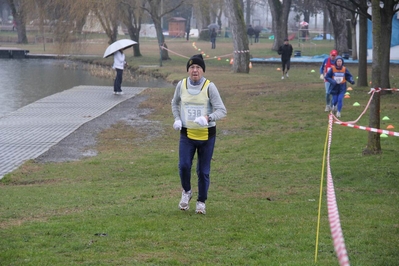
[0,58,170,117]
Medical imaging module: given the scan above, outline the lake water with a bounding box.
[0,58,170,117]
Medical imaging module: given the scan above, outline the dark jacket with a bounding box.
[210,29,217,38]
[325,56,355,95]
[247,26,255,36]
[278,43,293,61]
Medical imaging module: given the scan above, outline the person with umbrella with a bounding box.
[112,49,127,95]
[210,28,217,49]
[103,39,137,95]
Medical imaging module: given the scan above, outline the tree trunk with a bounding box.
[268,0,292,51]
[225,0,250,73]
[363,0,382,155]
[120,1,142,57]
[93,2,119,45]
[323,6,328,39]
[357,0,368,87]
[197,0,211,41]
[350,13,357,60]
[6,0,28,44]
[379,0,395,90]
[146,0,170,61]
[153,16,169,60]
[125,22,142,57]
[246,0,251,25]
[327,3,349,54]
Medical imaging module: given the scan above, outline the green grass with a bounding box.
[1,34,399,265]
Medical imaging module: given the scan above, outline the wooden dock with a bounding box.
[0,85,147,179]
[0,47,29,58]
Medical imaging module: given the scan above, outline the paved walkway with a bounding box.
[0,86,146,179]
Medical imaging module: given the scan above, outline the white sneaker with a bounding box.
[336,111,341,118]
[178,190,192,210]
[281,76,284,80]
[286,72,289,78]
[119,91,124,95]
[325,105,330,112]
[332,105,337,113]
[113,91,118,95]
[195,201,206,214]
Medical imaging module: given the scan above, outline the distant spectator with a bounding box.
[254,28,260,43]
[210,28,217,49]
[112,49,127,95]
[247,25,255,45]
[277,38,293,80]
[186,23,190,41]
[301,24,309,42]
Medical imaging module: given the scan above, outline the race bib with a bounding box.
[184,104,205,121]
[334,76,344,84]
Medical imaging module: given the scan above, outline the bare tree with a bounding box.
[143,0,184,61]
[194,0,212,40]
[92,0,120,44]
[363,0,383,155]
[5,0,28,43]
[216,1,224,29]
[120,0,144,57]
[210,0,224,32]
[246,0,251,25]
[330,0,398,153]
[291,0,325,24]
[356,0,369,87]
[225,0,251,73]
[268,0,293,51]
[348,7,358,59]
[326,2,349,53]
[378,0,398,90]
[323,5,329,39]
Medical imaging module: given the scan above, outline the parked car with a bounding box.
[313,33,334,40]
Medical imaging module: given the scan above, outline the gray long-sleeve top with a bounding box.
[171,77,227,123]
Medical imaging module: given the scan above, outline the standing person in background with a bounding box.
[247,25,255,45]
[210,28,217,49]
[325,56,355,118]
[277,38,293,79]
[171,54,227,215]
[320,50,338,111]
[113,49,127,95]
[254,28,260,43]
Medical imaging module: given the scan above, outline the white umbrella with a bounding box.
[300,21,309,26]
[103,39,137,58]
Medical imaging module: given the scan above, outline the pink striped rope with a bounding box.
[333,90,375,124]
[369,87,399,93]
[327,114,350,266]
[335,122,399,137]
[160,45,190,59]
